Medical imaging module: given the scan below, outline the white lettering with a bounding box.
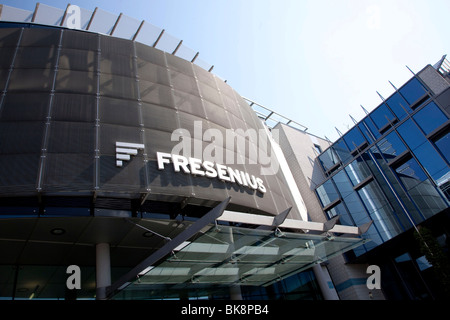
[156,153,266,193]
[157,152,172,170]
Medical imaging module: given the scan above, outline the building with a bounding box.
[0,3,365,300]
[300,60,449,300]
[0,3,448,301]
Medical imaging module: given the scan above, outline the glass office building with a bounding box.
[315,62,450,299]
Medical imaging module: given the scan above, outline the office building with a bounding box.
[0,3,448,300]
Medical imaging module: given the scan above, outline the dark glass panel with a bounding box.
[363,117,381,140]
[19,28,60,47]
[58,48,97,72]
[358,122,374,144]
[343,127,366,151]
[136,58,170,85]
[61,29,98,51]
[413,102,448,135]
[0,47,15,68]
[0,93,49,121]
[395,158,447,219]
[369,103,396,131]
[99,73,138,100]
[0,28,22,47]
[365,147,419,228]
[376,131,407,163]
[316,180,338,207]
[99,97,140,126]
[100,51,135,77]
[55,69,96,94]
[399,78,427,105]
[434,132,450,163]
[318,148,339,172]
[52,93,96,122]
[385,92,410,120]
[333,139,351,164]
[0,122,45,153]
[358,181,404,240]
[345,157,371,186]
[47,121,94,153]
[14,46,57,69]
[398,119,449,183]
[8,68,54,92]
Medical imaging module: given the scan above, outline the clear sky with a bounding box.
[3,0,449,141]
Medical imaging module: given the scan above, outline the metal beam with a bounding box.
[31,2,40,22]
[172,40,183,55]
[105,197,231,299]
[272,207,291,227]
[132,20,145,41]
[86,7,97,31]
[60,3,71,27]
[110,12,122,36]
[153,29,164,47]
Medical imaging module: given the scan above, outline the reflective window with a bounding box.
[385,92,410,120]
[358,122,375,144]
[366,147,421,228]
[333,170,372,229]
[395,157,447,219]
[413,102,448,135]
[358,181,404,241]
[318,148,340,173]
[362,117,381,140]
[343,127,366,151]
[370,104,396,131]
[316,180,338,207]
[345,157,371,186]
[333,139,352,164]
[398,119,449,183]
[376,131,407,163]
[434,132,450,163]
[399,78,427,105]
[326,202,352,226]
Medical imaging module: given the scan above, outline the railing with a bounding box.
[0,3,215,72]
[433,54,450,76]
[243,97,308,132]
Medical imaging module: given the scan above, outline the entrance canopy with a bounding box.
[111,199,368,299]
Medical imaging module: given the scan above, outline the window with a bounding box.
[333,139,352,164]
[399,77,428,106]
[316,180,339,207]
[358,181,404,240]
[413,102,448,135]
[376,131,408,163]
[385,92,410,120]
[343,127,367,152]
[370,104,397,132]
[362,117,381,140]
[398,119,449,183]
[394,157,448,220]
[345,157,372,186]
[318,148,340,173]
[434,131,450,163]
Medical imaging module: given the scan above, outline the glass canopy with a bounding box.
[114,223,368,299]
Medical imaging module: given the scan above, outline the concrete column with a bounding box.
[96,243,111,300]
[229,284,243,300]
[313,264,339,300]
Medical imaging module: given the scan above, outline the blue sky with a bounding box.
[3,0,449,141]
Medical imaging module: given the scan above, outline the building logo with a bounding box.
[115,142,145,167]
